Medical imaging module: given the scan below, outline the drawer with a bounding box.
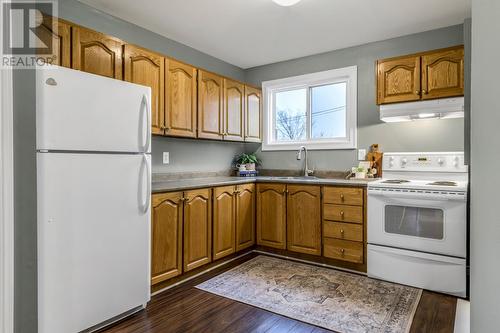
[324,238,363,263]
[324,221,363,242]
[323,204,363,224]
[323,187,363,206]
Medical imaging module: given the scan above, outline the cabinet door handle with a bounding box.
[415,90,420,95]
[422,89,428,94]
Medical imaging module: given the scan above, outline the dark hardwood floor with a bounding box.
[99,253,458,333]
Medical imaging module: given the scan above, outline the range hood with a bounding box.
[379,97,464,123]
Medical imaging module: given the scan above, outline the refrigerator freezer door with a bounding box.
[37,152,151,333]
[36,65,151,153]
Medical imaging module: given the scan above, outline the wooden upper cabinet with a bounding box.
[213,186,236,260]
[165,59,197,138]
[36,14,71,67]
[124,45,165,136]
[72,26,123,79]
[287,185,321,256]
[183,188,212,272]
[244,86,262,143]
[198,70,224,140]
[377,55,421,104]
[151,192,183,285]
[421,47,464,100]
[235,183,255,252]
[223,79,245,141]
[256,183,287,249]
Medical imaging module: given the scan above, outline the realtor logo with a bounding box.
[1,0,57,68]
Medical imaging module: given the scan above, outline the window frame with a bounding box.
[262,66,357,151]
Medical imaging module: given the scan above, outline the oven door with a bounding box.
[367,187,467,258]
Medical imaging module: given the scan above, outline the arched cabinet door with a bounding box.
[72,26,123,79]
[244,86,262,143]
[165,59,197,138]
[286,185,321,255]
[236,184,256,251]
[151,192,183,285]
[213,186,236,260]
[36,14,71,67]
[223,79,244,142]
[256,183,287,249]
[377,56,421,104]
[198,70,224,140]
[124,45,165,136]
[183,188,212,272]
[421,47,464,100]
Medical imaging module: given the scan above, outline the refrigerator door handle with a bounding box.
[140,154,151,214]
[142,94,151,153]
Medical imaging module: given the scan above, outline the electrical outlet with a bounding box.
[358,149,366,161]
[163,152,170,164]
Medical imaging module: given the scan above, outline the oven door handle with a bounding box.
[368,189,467,201]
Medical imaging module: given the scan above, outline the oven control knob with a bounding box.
[454,156,460,167]
[438,158,444,166]
[401,158,408,166]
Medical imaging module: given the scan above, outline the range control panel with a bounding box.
[382,152,467,172]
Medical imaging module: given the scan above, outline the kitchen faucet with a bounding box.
[296,146,314,177]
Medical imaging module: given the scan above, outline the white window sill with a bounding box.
[261,141,357,151]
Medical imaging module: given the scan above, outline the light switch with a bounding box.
[358,149,366,161]
[163,152,170,164]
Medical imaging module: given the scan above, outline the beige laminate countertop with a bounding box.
[152,176,374,193]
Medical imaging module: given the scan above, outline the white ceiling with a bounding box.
[78,0,471,69]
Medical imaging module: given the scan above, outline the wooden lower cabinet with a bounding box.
[235,184,256,251]
[183,188,212,272]
[286,185,321,255]
[213,186,236,260]
[151,192,183,285]
[256,183,287,249]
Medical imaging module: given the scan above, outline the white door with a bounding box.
[37,152,151,333]
[368,188,467,257]
[36,65,151,153]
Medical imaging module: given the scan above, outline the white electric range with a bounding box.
[367,152,468,297]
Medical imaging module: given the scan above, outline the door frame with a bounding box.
[0,62,15,332]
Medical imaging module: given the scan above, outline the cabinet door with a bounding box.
[198,70,223,140]
[244,86,262,142]
[36,14,71,67]
[287,185,321,255]
[256,183,287,249]
[223,79,244,141]
[421,47,464,100]
[377,56,421,104]
[236,183,256,251]
[124,45,165,136]
[72,26,123,79]
[183,188,212,272]
[165,59,197,138]
[213,186,236,260]
[151,192,183,285]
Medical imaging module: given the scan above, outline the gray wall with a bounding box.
[470,0,500,331]
[245,25,465,171]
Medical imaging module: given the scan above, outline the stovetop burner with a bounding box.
[427,181,458,186]
[381,179,411,184]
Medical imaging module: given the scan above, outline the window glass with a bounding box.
[311,82,347,139]
[275,88,307,141]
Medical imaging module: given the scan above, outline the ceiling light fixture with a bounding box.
[272,0,302,7]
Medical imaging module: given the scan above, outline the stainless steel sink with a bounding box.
[267,176,319,181]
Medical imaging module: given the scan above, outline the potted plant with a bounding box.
[353,166,367,179]
[235,153,261,171]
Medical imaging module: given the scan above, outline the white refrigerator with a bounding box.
[36,66,152,333]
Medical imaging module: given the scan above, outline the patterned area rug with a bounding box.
[196,256,422,333]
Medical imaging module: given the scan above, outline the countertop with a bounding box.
[152,176,374,193]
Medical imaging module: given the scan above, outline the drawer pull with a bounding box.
[340,249,345,254]
[340,211,345,217]
[340,229,345,235]
[340,194,345,201]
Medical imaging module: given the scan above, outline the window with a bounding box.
[262,66,357,150]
